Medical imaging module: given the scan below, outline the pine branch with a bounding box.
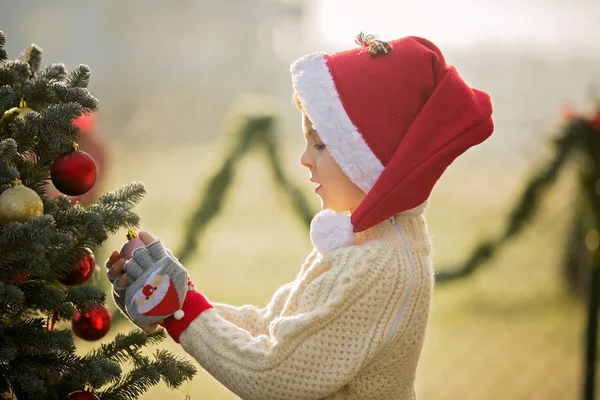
[65,285,106,312]
[82,182,148,235]
[85,330,167,365]
[22,45,43,76]
[51,83,98,112]
[0,138,18,162]
[12,351,84,400]
[151,349,196,388]
[2,319,75,356]
[57,355,122,396]
[0,138,19,187]
[54,302,76,322]
[51,205,105,242]
[11,362,48,400]
[38,63,67,82]
[42,193,72,215]
[20,280,65,313]
[99,364,162,400]
[0,31,7,62]
[67,65,91,88]
[99,350,196,400]
[0,163,19,188]
[0,84,16,115]
[0,216,72,282]
[23,77,60,108]
[0,214,59,246]
[97,182,147,208]
[93,205,141,235]
[0,282,25,312]
[19,103,83,156]
[0,335,18,363]
[16,157,50,194]
[0,60,31,97]
[50,202,139,249]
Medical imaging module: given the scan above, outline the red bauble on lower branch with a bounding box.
[66,391,100,400]
[72,305,111,341]
[59,247,95,286]
[66,384,100,400]
[51,142,97,196]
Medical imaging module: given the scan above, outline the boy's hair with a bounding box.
[292,91,302,110]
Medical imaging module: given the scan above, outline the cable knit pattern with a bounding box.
[211,249,319,337]
[177,215,434,400]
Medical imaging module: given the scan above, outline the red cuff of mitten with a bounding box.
[161,290,213,343]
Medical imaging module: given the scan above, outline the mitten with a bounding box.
[123,239,190,326]
[106,258,155,332]
[108,239,189,328]
[108,238,212,341]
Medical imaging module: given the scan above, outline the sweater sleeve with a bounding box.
[208,249,319,337]
[210,281,295,337]
[172,245,397,400]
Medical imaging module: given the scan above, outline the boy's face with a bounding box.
[300,112,365,213]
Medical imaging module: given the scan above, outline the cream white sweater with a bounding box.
[177,214,434,399]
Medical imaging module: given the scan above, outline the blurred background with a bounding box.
[2,0,600,398]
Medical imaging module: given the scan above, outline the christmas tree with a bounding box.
[0,32,195,399]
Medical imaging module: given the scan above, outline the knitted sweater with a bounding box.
[168,214,434,400]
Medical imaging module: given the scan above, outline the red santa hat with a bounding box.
[291,34,494,254]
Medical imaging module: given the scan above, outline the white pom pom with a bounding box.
[173,309,185,320]
[309,210,355,255]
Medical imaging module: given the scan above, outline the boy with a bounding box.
[107,34,493,399]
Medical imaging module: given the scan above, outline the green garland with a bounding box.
[177,110,316,264]
[436,118,596,283]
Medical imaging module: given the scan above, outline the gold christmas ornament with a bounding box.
[17,98,33,117]
[0,180,44,225]
[0,99,34,134]
[0,108,19,134]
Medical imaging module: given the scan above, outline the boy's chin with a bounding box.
[320,203,351,214]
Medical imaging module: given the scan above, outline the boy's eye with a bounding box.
[313,144,326,150]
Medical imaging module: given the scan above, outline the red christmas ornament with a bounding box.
[59,247,95,286]
[51,142,97,196]
[591,109,600,133]
[66,384,100,400]
[7,271,28,285]
[72,113,97,135]
[66,391,99,400]
[120,230,145,260]
[72,305,112,341]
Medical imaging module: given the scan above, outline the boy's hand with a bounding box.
[106,232,193,331]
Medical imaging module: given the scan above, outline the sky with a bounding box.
[306,0,600,56]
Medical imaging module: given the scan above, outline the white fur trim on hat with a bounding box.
[290,53,384,193]
[309,210,355,255]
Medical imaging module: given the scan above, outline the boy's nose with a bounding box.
[300,150,313,169]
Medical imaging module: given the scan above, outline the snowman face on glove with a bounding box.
[133,268,181,317]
